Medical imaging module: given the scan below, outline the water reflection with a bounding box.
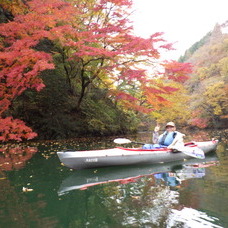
[0,130,227,228]
[168,207,223,228]
[58,155,221,227]
[155,162,220,188]
[0,145,37,171]
[57,154,221,227]
[0,176,58,227]
[58,155,219,195]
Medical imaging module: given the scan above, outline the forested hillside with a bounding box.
[1,1,226,142]
[0,0,191,141]
[179,23,228,128]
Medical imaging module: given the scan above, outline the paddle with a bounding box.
[113,138,145,145]
[113,138,205,159]
[173,146,205,159]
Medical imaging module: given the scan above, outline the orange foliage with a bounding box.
[0,0,27,16]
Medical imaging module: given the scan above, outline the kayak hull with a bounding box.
[57,140,219,170]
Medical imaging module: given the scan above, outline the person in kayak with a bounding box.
[154,122,180,146]
[143,122,185,149]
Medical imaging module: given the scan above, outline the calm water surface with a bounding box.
[0,130,227,228]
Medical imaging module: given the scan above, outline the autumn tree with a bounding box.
[0,0,192,141]
[140,61,192,125]
[0,0,75,141]
[54,0,179,112]
[150,84,191,126]
[182,23,228,128]
[190,81,228,127]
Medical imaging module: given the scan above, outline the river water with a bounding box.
[0,130,227,228]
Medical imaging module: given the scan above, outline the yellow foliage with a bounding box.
[221,38,228,51]
[197,67,209,80]
[149,83,191,125]
[203,82,228,115]
[218,57,228,77]
[182,27,228,125]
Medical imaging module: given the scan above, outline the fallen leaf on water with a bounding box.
[131,196,140,199]
[22,187,33,192]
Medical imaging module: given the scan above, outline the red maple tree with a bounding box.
[0,0,192,141]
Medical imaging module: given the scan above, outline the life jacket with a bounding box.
[160,131,177,146]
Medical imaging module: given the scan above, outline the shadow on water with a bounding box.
[0,129,227,227]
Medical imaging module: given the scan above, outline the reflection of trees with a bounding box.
[64,168,223,227]
[0,145,37,171]
[65,177,180,227]
[0,144,61,227]
[103,179,179,227]
[181,142,228,224]
[0,175,58,228]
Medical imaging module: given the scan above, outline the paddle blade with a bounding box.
[114,138,132,144]
[182,147,205,159]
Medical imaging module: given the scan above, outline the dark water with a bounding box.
[0,130,227,228]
